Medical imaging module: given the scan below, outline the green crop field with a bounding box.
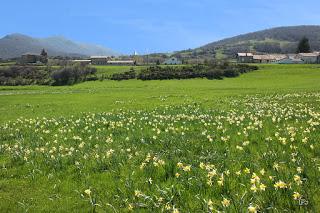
[0,64,320,212]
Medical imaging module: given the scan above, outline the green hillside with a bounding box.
[177,25,320,59]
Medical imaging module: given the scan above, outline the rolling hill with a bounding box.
[177,25,320,59]
[0,33,120,59]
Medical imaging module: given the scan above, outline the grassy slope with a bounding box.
[1,64,320,123]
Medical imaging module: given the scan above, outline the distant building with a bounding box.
[253,54,287,63]
[90,56,109,65]
[272,56,304,64]
[107,60,135,65]
[21,53,42,64]
[237,53,253,63]
[72,59,91,65]
[90,56,135,66]
[298,53,319,64]
[163,57,182,65]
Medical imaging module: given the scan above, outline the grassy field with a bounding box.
[0,64,320,212]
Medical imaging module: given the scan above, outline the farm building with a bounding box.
[298,53,320,64]
[21,53,43,64]
[90,56,135,66]
[253,54,287,63]
[236,53,253,63]
[72,59,91,65]
[272,56,304,64]
[107,60,135,65]
[163,57,182,65]
[90,56,110,65]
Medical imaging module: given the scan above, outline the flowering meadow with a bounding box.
[1,92,319,212]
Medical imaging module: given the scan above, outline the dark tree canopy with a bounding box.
[40,49,48,57]
[297,37,311,53]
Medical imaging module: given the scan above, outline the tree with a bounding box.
[40,49,48,64]
[297,37,311,53]
[40,49,48,57]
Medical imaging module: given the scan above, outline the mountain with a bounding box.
[176,25,320,59]
[0,33,120,59]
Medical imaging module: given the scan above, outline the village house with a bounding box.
[298,53,320,64]
[163,57,182,65]
[236,53,253,63]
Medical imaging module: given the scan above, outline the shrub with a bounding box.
[110,68,136,81]
[51,64,97,86]
[135,64,257,81]
[0,65,52,86]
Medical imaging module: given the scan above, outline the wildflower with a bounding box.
[134,190,142,197]
[236,145,243,151]
[273,163,280,171]
[251,173,260,184]
[84,189,91,196]
[158,197,163,202]
[177,162,183,168]
[175,173,180,178]
[208,170,217,177]
[244,168,250,174]
[250,184,258,193]
[158,159,165,166]
[128,204,134,211]
[172,207,180,213]
[183,165,191,172]
[293,192,302,200]
[199,162,205,169]
[221,198,231,207]
[274,180,287,189]
[248,205,258,213]
[217,174,224,186]
[297,167,303,173]
[140,162,146,170]
[165,204,171,210]
[294,175,302,185]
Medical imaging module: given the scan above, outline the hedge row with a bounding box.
[110,63,258,81]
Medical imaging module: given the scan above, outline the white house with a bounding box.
[163,57,182,65]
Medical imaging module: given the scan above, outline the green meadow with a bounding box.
[0,64,320,212]
[1,64,320,123]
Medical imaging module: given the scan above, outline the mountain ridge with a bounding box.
[0,33,120,59]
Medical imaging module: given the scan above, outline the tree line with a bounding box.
[0,64,97,86]
[110,63,258,81]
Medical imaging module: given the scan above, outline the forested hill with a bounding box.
[177,25,320,58]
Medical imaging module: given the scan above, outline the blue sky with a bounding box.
[1,0,320,54]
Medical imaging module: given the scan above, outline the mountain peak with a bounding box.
[3,33,32,40]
